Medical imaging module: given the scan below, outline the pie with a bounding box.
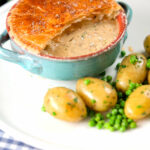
[7,0,123,57]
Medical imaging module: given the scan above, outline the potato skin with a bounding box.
[125,85,150,120]
[144,35,150,55]
[76,77,117,112]
[116,53,147,92]
[44,87,87,122]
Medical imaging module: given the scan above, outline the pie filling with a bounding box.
[42,16,119,58]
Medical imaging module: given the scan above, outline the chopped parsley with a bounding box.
[67,90,72,93]
[52,112,56,116]
[141,91,144,94]
[84,79,91,85]
[67,102,75,108]
[74,97,78,103]
[142,112,146,116]
[121,65,127,68]
[81,32,87,39]
[90,90,94,93]
[67,102,72,105]
[103,100,107,104]
[91,99,96,104]
[136,105,142,108]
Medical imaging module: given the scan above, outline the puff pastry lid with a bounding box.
[7,0,122,55]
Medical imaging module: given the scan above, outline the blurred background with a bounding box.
[0,0,10,6]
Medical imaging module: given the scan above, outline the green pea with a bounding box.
[98,120,105,125]
[147,62,150,69]
[109,119,115,126]
[110,115,116,121]
[111,81,116,87]
[121,120,128,127]
[120,51,126,57]
[88,120,96,127]
[118,92,123,98]
[122,114,127,119]
[112,109,118,115]
[106,75,112,82]
[116,63,121,70]
[120,100,125,107]
[104,122,111,129]
[117,114,122,120]
[129,82,136,90]
[118,108,124,114]
[130,55,138,64]
[135,83,142,88]
[99,71,106,76]
[125,89,132,96]
[114,123,120,130]
[109,126,115,132]
[127,119,133,123]
[115,104,120,109]
[95,113,104,122]
[96,122,103,129]
[115,119,121,125]
[95,116,100,122]
[119,126,126,132]
[41,105,46,112]
[106,113,111,118]
[130,122,137,129]
[52,112,56,116]
[98,113,104,120]
[146,59,150,69]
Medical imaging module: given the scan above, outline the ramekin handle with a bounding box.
[118,1,133,25]
[0,30,21,64]
[0,30,42,74]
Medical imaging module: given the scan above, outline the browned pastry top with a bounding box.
[7,0,122,54]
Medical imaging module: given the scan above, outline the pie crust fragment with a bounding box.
[7,0,122,55]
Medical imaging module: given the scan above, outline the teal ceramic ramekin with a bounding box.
[0,2,132,80]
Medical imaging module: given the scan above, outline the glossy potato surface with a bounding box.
[116,53,147,92]
[44,87,87,122]
[144,35,150,55]
[125,85,150,120]
[76,77,117,112]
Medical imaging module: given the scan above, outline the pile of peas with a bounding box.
[88,84,137,132]
[88,51,139,132]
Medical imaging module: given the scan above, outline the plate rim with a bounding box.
[0,119,75,150]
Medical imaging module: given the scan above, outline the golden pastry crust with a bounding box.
[7,0,122,54]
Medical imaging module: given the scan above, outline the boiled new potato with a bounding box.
[116,53,147,92]
[125,85,150,120]
[144,35,150,55]
[44,87,87,122]
[76,77,117,112]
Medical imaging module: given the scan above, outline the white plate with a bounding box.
[0,0,150,150]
